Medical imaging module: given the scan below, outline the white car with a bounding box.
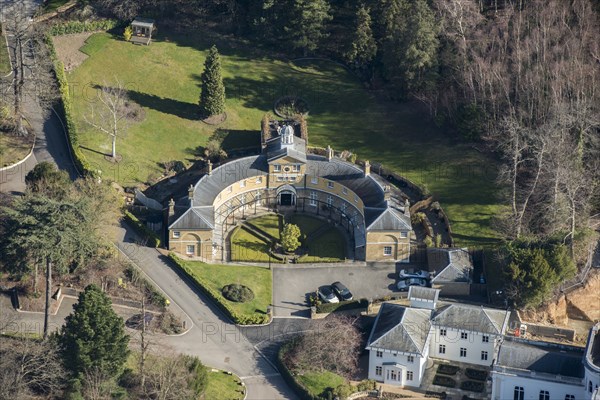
[399,269,429,279]
[318,286,339,303]
[397,277,428,291]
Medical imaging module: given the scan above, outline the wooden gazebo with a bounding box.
[130,18,155,45]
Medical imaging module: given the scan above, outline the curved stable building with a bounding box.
[167,119,412,262]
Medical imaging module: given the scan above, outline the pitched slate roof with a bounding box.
[367,206,412,231]
[431,304,509,335]
[367,303,432,356]
[497,339,585,378]
[428,248,472,283]
[266,136,307,163]
[408,286,440,303]
[169,207,214,230]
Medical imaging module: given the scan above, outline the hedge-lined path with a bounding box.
[114,224,298,400]
[0,0,79,194]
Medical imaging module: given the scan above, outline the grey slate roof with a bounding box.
[367,303,432,356]
[428,248,472,283]
[169,206,214,230]
[367,206,412,231]
[497,339,585,378]
[408,286,440,302]
[132,18,155,28]
[266,136,307,163]
[431,304,509,335]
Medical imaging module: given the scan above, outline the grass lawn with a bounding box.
[296,370,347,398]
[179,259,272,318]
[303,228,346,262]
[247,213,281,239]
[288,214,325,236]
[230,227,275,262]
[68,30,504,246]
[203,370,245,400]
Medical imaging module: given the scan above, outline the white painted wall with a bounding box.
[429,326,500,366]
[367,348,428,388]
[491,371,584,400]
[584,364,600,400]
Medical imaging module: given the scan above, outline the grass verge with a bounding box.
[203,369,245,400]
[169,254,271,325]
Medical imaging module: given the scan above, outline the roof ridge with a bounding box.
[400,308,423,355]
[168,207,193,230]
[480,307,500,334]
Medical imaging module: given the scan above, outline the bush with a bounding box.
[315,298,368,314]
[433,375,456,388]
[222,284,255,303]
[123,264,168,308]
[123,211,161,247]
[168,254,269,325]
[356,379,376,391]
[465,368,488,381]
[49,19,120,36]
[437,364,460,375]
[332,384,352,399]
[460,380,484,392]
[123,25,132,41]
[423,236,433,247]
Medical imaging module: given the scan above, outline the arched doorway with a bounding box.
[276,184,296,206]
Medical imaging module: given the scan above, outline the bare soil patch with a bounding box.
[52,32,94,71]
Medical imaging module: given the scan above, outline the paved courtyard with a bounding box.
[272,263,406,317]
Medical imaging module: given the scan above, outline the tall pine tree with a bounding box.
[199,45,226,117]
[60,284,130,377]
[344,5,377,72]
[286,0,332,55]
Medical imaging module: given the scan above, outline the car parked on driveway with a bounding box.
[399,269,429,279]
[318,285,339,303]
[331,281,353,301]
[397,277,428,291]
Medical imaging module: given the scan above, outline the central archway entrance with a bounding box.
[276,184,296,206]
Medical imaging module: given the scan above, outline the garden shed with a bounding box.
[130,18,155,45]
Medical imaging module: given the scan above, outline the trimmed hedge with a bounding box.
[437,364,460,375]
[460,380,485,393]
[315,298,368,314]
[123,211,161,248]
[465,368,488,381]
[433,375,456,388]
[49,19,119,36]
[168,254,269,325]
[44,33,94,176]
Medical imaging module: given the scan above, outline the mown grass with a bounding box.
[230,227,275,262]
[296,370,347,398]
[288,214,324,236]
[179,260,272,318]
[68,31,504,246]
[304,228,346,262]
[202,370,244,400]
[248,213,281,239]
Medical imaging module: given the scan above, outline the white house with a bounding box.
[366,303,432,387]
[491,339,586,400]
[430,303,510,367]
[584,324,600,400]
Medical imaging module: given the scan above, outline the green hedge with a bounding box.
[123,211,161,248]
[315,298,368,314]
[168,254,269,325]
[49,19,119,36]
[277,340,319,400]
[44,33,94,176]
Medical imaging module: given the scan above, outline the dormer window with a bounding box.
[274,165,281,172]
[342,187,348,195]
[240,180,246,188]
[328,181,334,189]
[311,177,318,184]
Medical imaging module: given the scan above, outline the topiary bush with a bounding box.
[222,284,255,303]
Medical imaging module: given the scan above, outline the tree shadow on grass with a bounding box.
[127,90,201,121]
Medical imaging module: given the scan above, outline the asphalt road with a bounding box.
[272,264,403,317]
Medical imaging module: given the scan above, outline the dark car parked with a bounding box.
[331,281,353,301]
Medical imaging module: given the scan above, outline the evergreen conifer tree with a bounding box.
[199,45,226,117]
[345,5,377,71]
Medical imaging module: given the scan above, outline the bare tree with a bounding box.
[145,352,196,400]
[82,367,113,400]
[84,80,131,160]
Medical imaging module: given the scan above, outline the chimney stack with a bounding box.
[168,198,175,216]
[207,159,212,175]
[383,185,391,202]
[326,145,333,161]
[188,184,194,200]
[364,160,371,176]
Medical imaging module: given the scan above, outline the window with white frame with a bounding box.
[256,191,262,206]
[327,195,333,206]
[407,355,414,363]
[309,192,317,206]
[481,351,488,361]
[376,350,383,358]
[539,391,549,400]
[311,177,318,184]
[461,332,468,340]
[173,231,181,239]
[328,181,334,189]
[186,245,195,255]
[514,387,524,400]
[277,176,285,182]
[565,395,575,400]
[375,366,382,376]
[383,246,392,256]
[439,344,446,354]
[406,371,413,381]
[400,231,408,238]
[460,348,467,357]
[342,187,348,194]
[292,164,300,172]
[228,186,233,193]
[440,328,447,336]
[240,180,246,188]
[482,335,489,343]
[273,165,281,172]
[255,177,262,184]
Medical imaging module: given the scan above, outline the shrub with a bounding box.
[49,19,120,36]
[356,379,376,391]
[437,364,460,375]
[222,284,255,303]
[123,25,132,41]
[423,236,433,247]
[411,211,426,226]
[281,223,301,253]
[124,264,168,308]
[465,368,488,381]
[123,211,161,247]
[332,384,352,399]
[315,298,368,314]
[460,380,484,392]
[433,375,456,388]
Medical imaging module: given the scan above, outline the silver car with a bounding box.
[397,277,427,291]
